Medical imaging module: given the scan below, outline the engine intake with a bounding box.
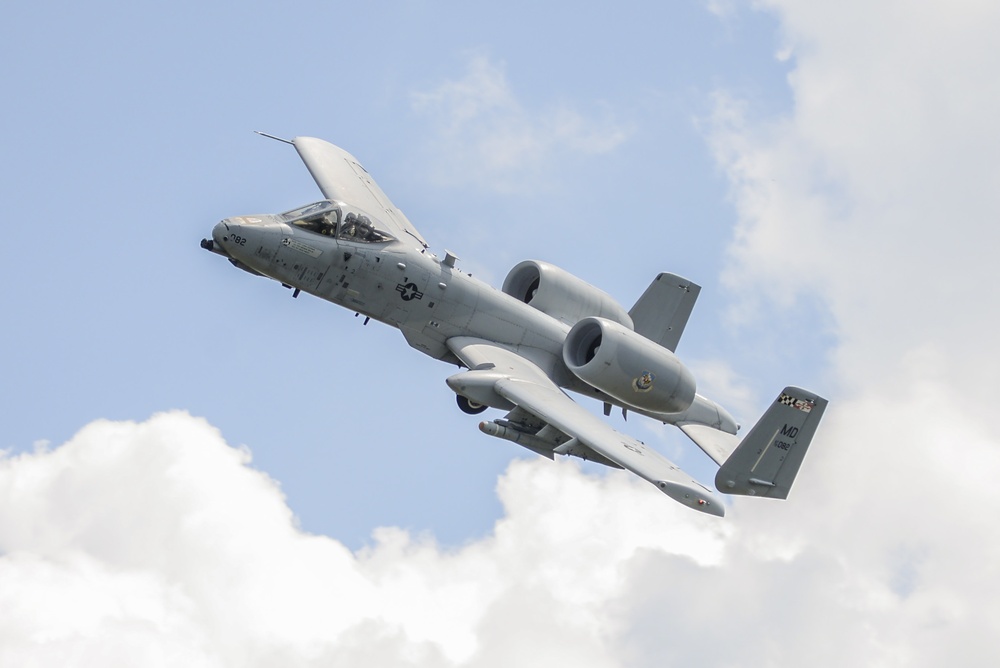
[502,260,633,328]
[563,317,696,414]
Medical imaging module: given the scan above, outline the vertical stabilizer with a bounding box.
[715,387,828,499]
[628,273,700,352]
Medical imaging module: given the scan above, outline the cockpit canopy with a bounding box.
[280,200,393,243]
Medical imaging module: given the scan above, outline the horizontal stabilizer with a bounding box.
[715,386,828,499]
[678,423,739,467]
[628,273,700,352]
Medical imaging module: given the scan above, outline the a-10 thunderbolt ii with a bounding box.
[201,135,827,517]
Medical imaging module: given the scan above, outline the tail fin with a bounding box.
[715,387,828,499]
[628,273,700,352]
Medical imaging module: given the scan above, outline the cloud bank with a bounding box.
[0,412,731,667]
[4,393,997,667]
[700,0,1000,662]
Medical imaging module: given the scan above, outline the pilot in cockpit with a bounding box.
[285,204,388,243]
[342,212,359,238]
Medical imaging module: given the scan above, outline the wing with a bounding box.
[447,337,725,516]
[291,137,429,248]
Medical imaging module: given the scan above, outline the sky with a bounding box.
[1,0,999,666]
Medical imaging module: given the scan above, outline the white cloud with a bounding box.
[0,412,731,667]
[687,357,761,425]
[698,0,1000,662]
[6,402,999,665]
[411,56,631,192]
[702,0,738,21]
[710,1,1000,396]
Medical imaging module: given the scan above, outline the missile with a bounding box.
[478,421,558,460]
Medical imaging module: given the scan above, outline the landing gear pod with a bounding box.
[446,369,516,413]
[457,395,488,415]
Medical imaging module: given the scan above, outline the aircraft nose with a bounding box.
[205,215,283,260]
[212,219,232,245]
[201,220,234,255]
[211,218,254,255]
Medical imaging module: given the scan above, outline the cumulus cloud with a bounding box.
[701,0,738,21]
[6,395,997,666]
[710,1,1000,392]
[411,56,631,192]
[687,357,760,425]
[5,387,999,668]
[0,412,734,667]
[699,0,1000,662]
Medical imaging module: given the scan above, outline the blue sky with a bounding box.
[4,1,999,665]
[1,1,808,545]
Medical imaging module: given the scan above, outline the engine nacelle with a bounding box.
[563,316,696,414]
[502,260,633,328]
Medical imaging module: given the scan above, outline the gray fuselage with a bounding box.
[212,213,575,381]
[208,208,731,429]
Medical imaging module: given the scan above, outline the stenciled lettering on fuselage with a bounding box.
[281,237,322,258]
[395,282,424,301]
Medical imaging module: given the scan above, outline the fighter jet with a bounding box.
[201,135,827,517]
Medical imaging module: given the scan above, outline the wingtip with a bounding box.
[657,480,726,517]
